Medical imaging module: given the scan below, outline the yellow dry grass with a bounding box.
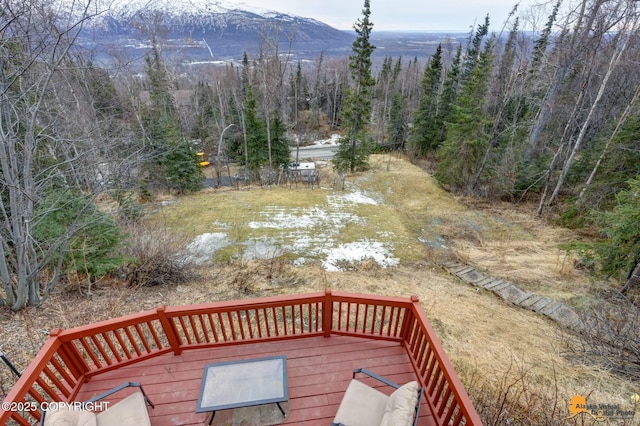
[1,154,637,420]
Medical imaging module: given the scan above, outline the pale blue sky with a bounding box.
[239,0,532,32]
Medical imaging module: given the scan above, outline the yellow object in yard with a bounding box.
[196,152,210,167]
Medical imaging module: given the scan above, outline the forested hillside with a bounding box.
[2,1,640,422]
[0,0,638,314]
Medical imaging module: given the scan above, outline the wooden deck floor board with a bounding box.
[75,335,432,425]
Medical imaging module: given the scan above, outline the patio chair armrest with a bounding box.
[413,387,424,426]
[83,381,155,409]
[352,368,400,389]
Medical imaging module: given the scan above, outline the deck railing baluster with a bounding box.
[425,348,438,385]
[42,366,68,398]
[416,330,427,359]
[292,305,298,335]
[283,306,290,336]
[176,317,192,345]
[428,365,442,395]
[206,314,218,342]
[313,302,318,332]
[379,306,387,335]
[298,304,304,333]
[123,327,142,357]
[56,337,89,379]
[50,356,75,390]
[254,309,263,338]
[146,321,164,349]
[271,307,278,336]
[434,376,447,415]
[187,315,201,344]
[223,311,234,341]
[34,376,57,405]
[89,335,110,365]
[393,307,402,337]
[235,311,246,339]
[420,345,433,377]
[452,409,464,426]
[438,387,452,417]
[101,332,122,363]
[216,312,227,341]
[415,333,428,368]
[134,324,152,353]
[443,390,457,424]
[247,310,256,339]
[340,302,346,331]
[112,329,132,359]
[28,385,47,405]
[77,337,101,369]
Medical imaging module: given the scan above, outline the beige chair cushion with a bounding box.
[379,381,420,426]
[333,379,389,426]
[95,391,151,426]
[43,407,97,426]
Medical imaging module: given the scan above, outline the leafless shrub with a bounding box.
[465,359,563,426]
[465,358,637,426]
[230,266,258,295]
[120,223,197,287]
[568,293,640,381]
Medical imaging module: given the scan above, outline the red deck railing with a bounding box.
[1,290,481,425]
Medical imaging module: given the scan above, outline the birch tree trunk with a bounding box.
[0,0,96,310]
[526,0,603,157]
[578,83,640,201]
[546,2,638,206]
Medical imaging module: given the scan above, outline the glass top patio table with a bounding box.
[195,355,288,414]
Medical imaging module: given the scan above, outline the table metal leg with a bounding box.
[207,410,216,425]
[277,402,286,417]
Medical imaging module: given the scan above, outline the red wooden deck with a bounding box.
[1,291,481,426]
[75,335,435,425]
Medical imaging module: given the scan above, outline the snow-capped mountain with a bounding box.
[73,0,353,63]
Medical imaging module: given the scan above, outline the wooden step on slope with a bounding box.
[442,262,582,331]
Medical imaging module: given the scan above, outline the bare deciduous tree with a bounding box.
[0,0,107,310]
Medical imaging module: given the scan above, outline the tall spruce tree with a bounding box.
[242,86,268,174]
[437,36,495,191]
[333,0,376,173]
[141,40,202,193]
[462,15,490,82]
[409,44,444,156]
[471,17,522,192]
[388,91,408,150]
[437,45,462,145]
[590,176,640,292]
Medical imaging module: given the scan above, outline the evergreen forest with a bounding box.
[1,0,639,314]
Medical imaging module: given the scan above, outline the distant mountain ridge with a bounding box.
[77,0,354,63]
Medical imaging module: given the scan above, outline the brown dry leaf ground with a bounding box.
[1,155,637,419]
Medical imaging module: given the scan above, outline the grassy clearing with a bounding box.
[150,157,435,265]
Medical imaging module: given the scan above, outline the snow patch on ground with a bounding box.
[328,190,379,205]
[322,240,399,272]
[184,187,398,270]
[315,134,341,145]
[248,206,361,230]
[184,233,230,264]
